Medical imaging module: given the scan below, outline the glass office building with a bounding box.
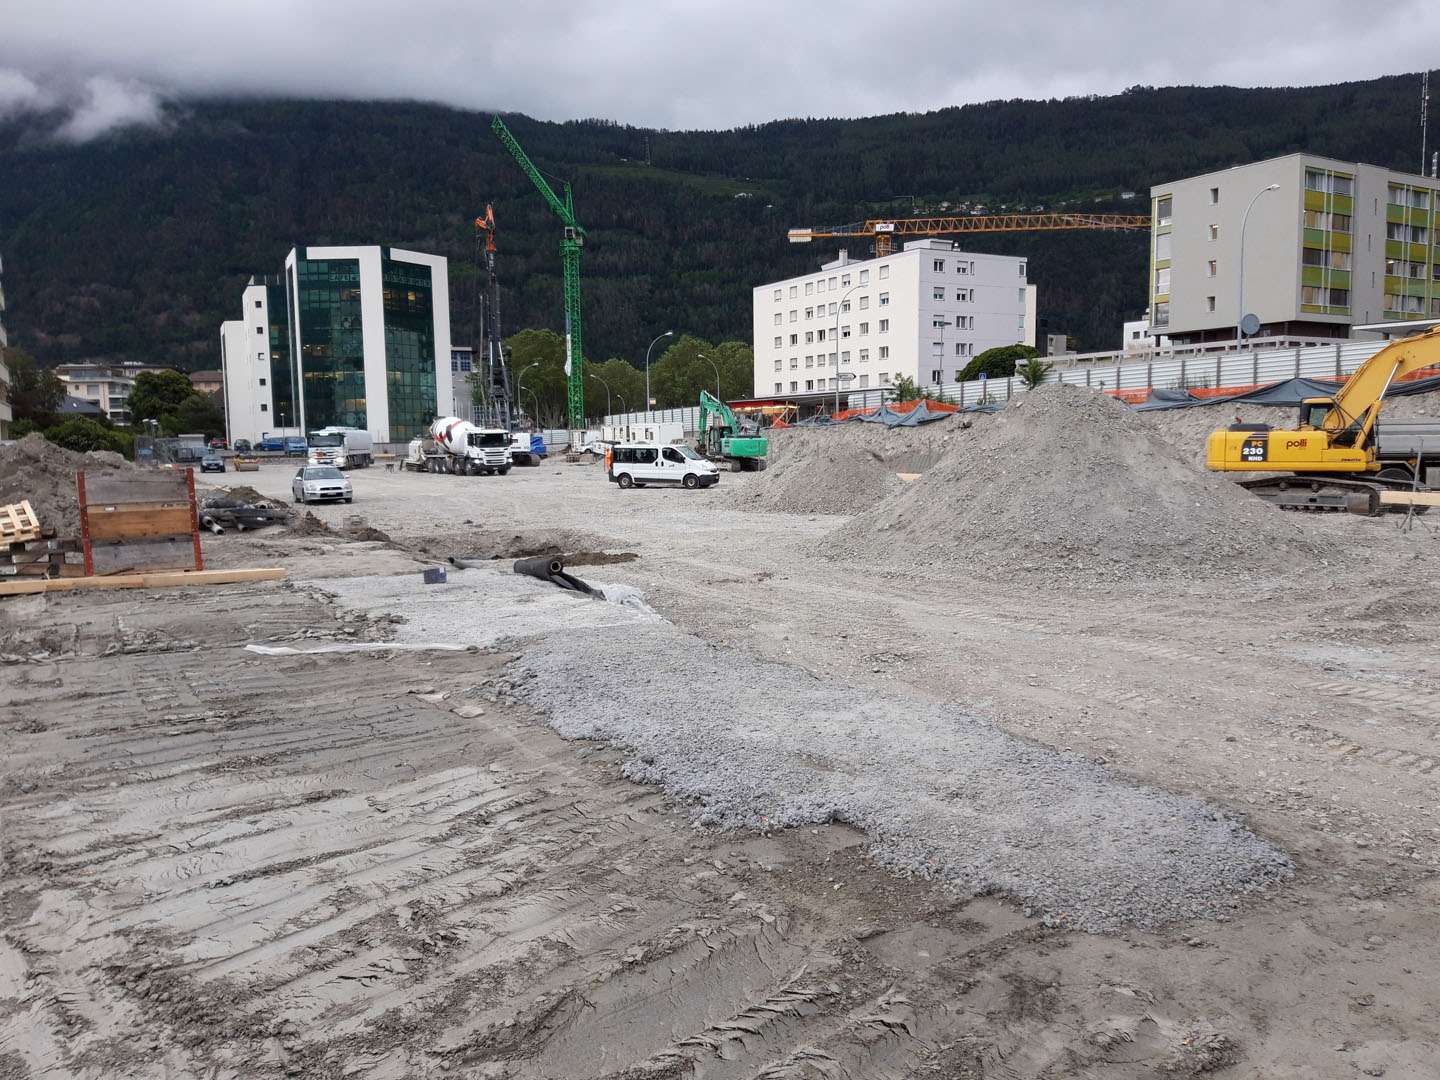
[220,246,452,445]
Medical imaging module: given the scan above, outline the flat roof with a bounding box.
[1152,152,1440,194]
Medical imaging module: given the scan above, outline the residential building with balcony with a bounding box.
[751,241,1034,400]
[52,363,170,425]
[1149,153,1440,345]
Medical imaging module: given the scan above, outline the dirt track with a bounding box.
[3,437,1440,1076]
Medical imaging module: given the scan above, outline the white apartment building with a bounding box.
[221,245,453,446]
[52,362,172,425]
[752,240,1034,399]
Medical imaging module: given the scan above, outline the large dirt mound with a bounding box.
[825,384,1340,579]
[727,419,972,514]
[0,434,136,536]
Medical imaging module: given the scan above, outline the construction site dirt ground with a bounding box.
[4,439,1440,1078]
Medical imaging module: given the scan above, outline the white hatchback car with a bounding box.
[292,465,353,504]
[607,443,719,489]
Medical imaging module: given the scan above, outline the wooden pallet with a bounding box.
[0,501,42,544]
[0,567,285,597]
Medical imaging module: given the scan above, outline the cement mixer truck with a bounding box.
[403,417,513,475]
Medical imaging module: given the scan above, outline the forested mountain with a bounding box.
[0,73,1429,370]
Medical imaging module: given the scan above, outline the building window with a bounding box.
[790,381,798,392]
[841,350,851,364]
[817,328,826,341]
[1207,260,1217,277]
[773,313,782,326]
[1206,296,1216,312]
[879,292,889,306]
[260,403,268,412]
[826,302,835,316]
[789,310,798,322]
[816,279,825,293]
[774,336,783,348]
[254,299,263,309]
[841,325,851,338]
[1209,186,1219,204]
[256,326,264,334]
[805,282,813,295]
[773,359,781,371]
[805,331,814,343]
[789,333,798,345]
[879,319,889,332]
[775,382,782,393]
[1155,195,1173,226]
[880,371,889,383]
[1154,267,1170,295]
[859,270,870,284]
[859,322,869,335]
[1152,301,1170,327]
[933,259,945,272]
[790,357,799,369]
[1018,288,1026,304]
[858,296,869,310]
[773,289,782,301]
[259,377,267,386]
[859,375,869,388]
[258,351,266,361]
[1209,224,1219,241]
[805,307,814,319]
[805,355,813,368]
[859,348,869,362]
[829,277,837,288]
[879,265,890,280]
[1155,234,1172,261]
[805,379,814,391]
[879,346,890,360]
[841,274,851,286]
[933,287,945,300]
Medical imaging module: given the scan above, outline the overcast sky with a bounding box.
[1,1,1437,141]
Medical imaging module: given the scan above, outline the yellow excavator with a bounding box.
[1206,325,1440,514]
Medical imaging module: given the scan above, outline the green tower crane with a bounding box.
[491,116,587,430]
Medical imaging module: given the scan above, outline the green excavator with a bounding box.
[698,390,769,471]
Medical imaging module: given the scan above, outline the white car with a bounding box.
[292,465,353,504]
[607,442,720,489]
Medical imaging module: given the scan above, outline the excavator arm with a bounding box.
[1310,325,1440,448]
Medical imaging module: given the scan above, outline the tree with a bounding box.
[164,393,225,438]
[585,357,644,418]
[886,375,939,404]
[1017,356,1056,389]
[45,418,128,455]
[126,369,196,430]
[648,335,753,409]
[4,348,65,426]
[959,344,1040,382]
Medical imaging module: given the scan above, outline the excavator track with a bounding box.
[1237,475,1427,516]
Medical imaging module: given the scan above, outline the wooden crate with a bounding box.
[0,501,42,544]
[77,469,203,576]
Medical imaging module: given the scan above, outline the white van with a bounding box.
[608,442,720,490]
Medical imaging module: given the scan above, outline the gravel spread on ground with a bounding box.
[825,384,1341,579]
[0,434,135,535]
[509,622,1293,932]
[727,420,968,514]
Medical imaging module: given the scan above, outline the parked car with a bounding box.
[284,436,309,457]
[257,436,285,452]
[607,442,720,489]
[233,439,253,453]
[291,465,353,504]
[209,437,228,450]
[200,452,226,473]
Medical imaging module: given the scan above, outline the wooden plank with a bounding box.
[1379,490,1440,507]
[85,505,195,542]
[80,471,190,506]
[0,567,286,597]
[90,538,200,575]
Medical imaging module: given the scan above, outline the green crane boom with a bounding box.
[491,115,587,430]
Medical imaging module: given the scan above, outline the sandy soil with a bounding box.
[3,440,1439,1077]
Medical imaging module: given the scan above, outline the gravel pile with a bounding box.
[510,624,1293,932]
[825,384,1340,579]
[0,434,136,535]
[727,420,970,514]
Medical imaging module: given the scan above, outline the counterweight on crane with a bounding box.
[491,116,587,430]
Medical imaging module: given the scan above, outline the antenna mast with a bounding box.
[1422,71,1430,176]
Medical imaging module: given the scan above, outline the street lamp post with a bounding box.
[697,352,721,401]
[614,393,629,441]
[515,362,540,428]
[587,370,612,420]
[1237,183,1280,349]
[644,330,674,417]
[833,283,863,415]
[527,389,541,430]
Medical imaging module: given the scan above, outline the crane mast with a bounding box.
[473,205,515,429]
[491,116,587,430]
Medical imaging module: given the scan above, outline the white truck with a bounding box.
[308,427,374,468]
[406,417,513,475]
